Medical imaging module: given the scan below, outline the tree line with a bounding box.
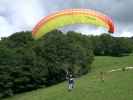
[90,34,133,56]
[0,30,133,98]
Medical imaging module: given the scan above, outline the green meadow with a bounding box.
[3,54,133,100]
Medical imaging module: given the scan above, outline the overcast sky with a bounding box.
[0,0,133,37]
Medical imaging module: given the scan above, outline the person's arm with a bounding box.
[66,74,69,80]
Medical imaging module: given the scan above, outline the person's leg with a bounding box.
[68,83,71,90]
[72,83,74,88]
[71,84,73,90]
[68,83,73,91]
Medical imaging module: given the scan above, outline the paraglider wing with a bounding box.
[32,9,115,39]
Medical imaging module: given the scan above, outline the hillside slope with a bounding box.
[3,55,133,100]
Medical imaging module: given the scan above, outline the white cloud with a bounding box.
[75,26,108,36]
[9,0,45,30]
[61,24,107,35]
[0,16,14,37]
[0,0,45,37]
[119,31,133,37]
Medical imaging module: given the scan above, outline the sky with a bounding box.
[0,0,133,37]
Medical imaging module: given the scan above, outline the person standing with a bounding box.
[100,71,104,82]
[66,74,75,91]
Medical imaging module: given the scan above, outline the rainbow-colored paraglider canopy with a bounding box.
[32,9,115,39]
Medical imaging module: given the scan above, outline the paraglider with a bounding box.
[32,9,115,39]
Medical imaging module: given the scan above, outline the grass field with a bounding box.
[3,54,133,100]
